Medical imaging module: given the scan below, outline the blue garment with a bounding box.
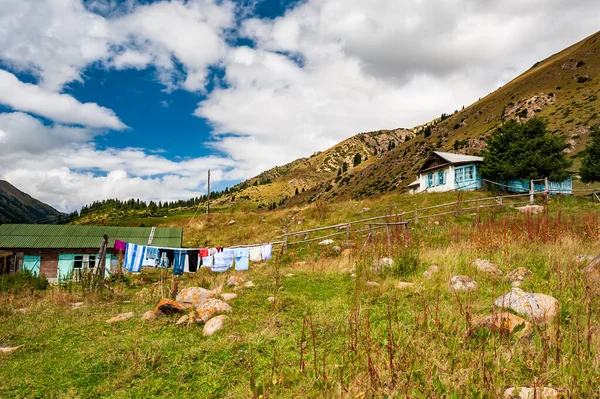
[124,243,146,273]
[261,244,272,261]
[212,250,234,272]
[143,246,159,267]
[173,250,186,275]
[234,247,250,271]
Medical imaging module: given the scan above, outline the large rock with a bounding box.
[474,312,532,335]
[154,298,184,315]
[203,315,228,336]
[473,259,503,276]
[448,275,478,292]
[106,312,135,323]
[494,288,559,323]
[226,275,246,287]
[176,287,214,308]
[423,265,440,278]
[583,254,600,285]
[504,387,560,399]
[196,298,232,323]
[506,267,533,287]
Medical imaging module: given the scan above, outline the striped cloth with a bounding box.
[124,243,146,273]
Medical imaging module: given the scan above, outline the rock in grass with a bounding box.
[220,293,237,301]
[395,282,414,289]
[203,315,228,336]
[473,259,503,276]
[106,312,135,323]
[366,281,380,287]
[448,275,478,292]
[422,265,440,278]
[506,267,533,287]
[474,312,532,335]
[154,298,184,315]
[141,310,159,321]
[196,299,232,323]
[243,281,255,288]
[176,315,189,325]
[503,387,560,398]
[583,254,600,285]
[319,239,334,246]
[574,254,593,265]
[516,205,545,215]
[176,287,214,308]
[494,288,559,323]
[227,275,246,287]
[374,258,394,268]
[70,302,84,309]
[0,345,24,353]
[267,296,276,303]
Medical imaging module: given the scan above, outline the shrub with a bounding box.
[0,270,49,293]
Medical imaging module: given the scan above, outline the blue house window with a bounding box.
[427,173,435,188]
[438,170,446,185]
[455,168,464,183]
[464,166,474,180]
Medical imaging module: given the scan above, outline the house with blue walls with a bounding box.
[408,151,483,193]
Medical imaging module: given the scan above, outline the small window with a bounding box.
[73,255,84,269]
[438,170,445,185]
[428,173,435,188]
[465,166,474,180]
[455,168,464,183]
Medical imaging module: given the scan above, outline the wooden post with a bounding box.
[403,223,409,244]
[93,234,108,291]
[346,223,351,240]
[385,224,391,252]
[369,224,374,243]
[529,180,535,205]
[414,209,419,224]
[206,169,211,215]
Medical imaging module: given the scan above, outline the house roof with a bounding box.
[407,179,420,187]
[432,151,483,164]
[0,224,183,249]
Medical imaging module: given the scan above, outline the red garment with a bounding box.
[199,248,209,257]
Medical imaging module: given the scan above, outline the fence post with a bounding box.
[369,224,374,243]
[529,180,535,205]
[346,223,351,240]
[414,209,419,224]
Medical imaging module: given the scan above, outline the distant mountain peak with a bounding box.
[0,180,64,224]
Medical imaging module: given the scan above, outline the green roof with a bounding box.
[0,224,183,249]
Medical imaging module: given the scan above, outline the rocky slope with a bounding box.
[0,180,65,224]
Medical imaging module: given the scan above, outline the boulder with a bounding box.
[203,315,228,336]
[583,254,600,285]
[473,259,503,276]
[176,315,189,325]
[366,281,381,287]
[319,239,334,246]
[196,299,233,323]
[516,205,545,215]
[494,288,559,323]
[141,310,159,321]
[106,312,135,323]
[0,345,24,353]
[506,267,533,287]
[176,287,215,309]
[226,275,246,287]
[395,282,414,289]
[474,312,532,334]
[423,265,440,278]
[504,387,560,399]
[220,293,237,301]
[448,275,478,292]
[154,298,184,315]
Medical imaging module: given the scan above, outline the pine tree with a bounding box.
[295,187,299,195]
[353,153,362,167]
[580,127,600,183]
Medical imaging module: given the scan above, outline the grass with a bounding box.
[2,195,600,397]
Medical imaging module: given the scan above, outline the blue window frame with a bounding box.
[438,170,445,185]
[427,173,435,187]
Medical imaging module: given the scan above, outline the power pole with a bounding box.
[206,169,211,215]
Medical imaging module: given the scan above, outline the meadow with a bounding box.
[1,192,600,398]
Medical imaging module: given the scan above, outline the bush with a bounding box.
[0,270,49,292]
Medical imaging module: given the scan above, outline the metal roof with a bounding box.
[407,179,421,187]
[433,151,483,164]
[0,224,183,249]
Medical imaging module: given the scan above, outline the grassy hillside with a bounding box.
[0,180,65,224]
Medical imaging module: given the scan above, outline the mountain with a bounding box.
[0,180,65,224]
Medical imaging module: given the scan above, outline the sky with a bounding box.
[0,0,599,213]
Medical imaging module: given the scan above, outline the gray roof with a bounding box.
[407,179,420,187]
[433,151,483,164]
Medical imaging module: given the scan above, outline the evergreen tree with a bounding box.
[295,187,299,195]
[580,127,600,183]
[353,153,362,167]
[337,168,342,176]
[481,118,572,182]
[342,162,348,173]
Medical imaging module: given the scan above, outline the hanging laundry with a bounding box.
[249,246,262,262]
[201,255,213,268]
[114,240,126,252]
[158,249,174,268]
[187,250,200,272]
[173,250,186,275]
[143,247,159,267]
[208,248,217,256]
[234,247,250,271]
[261,244,273,261]
[183,253,190,273]
[199,248,209,258]
[212,250,234,272]
[124,243,146,273]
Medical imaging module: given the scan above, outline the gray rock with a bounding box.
[196,298,233,323]
[220,293,237,301]
[506,267,533,287]
[141,310,159,321]
[319,239,335,246]
[503,387,559,399]
[473,259,503,276]
[106,312,135,323]
[332,246,341,252]
[228,220,235,225]
[366,281,380,287]
[267,296,276,303]
[395,282,414,289]
[494,288,559,323]
[176,315,189,325]
[176,287,215,309]
[448,275,478,292]
[226,276,246,287]
[516,205,545,215]
[203,315,228,336]
[422,265,440,278]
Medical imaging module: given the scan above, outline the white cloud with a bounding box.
[0,70,126,129]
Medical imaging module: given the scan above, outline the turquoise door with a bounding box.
[22,255,40,275]
[57,254,75,281]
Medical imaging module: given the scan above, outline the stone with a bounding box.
[473,259,503,276]
[141,310,159,321]
[220,293,237,301]
[516,205,545,215]
[422,265,440,278]
[285,273,294,277]
[0,345,24,353]
[395,282,414,289]
[203,315,228,336]
[583,254,600,285]
[176,315,189,325]
[474,312,532,334]
[503,387,560,399]
[373,258,394,271]
[332,246,341,252]
[494,288,559,323]
[106,312,135,323]
[243,281,255,288]
[154,298,185,315]
[341,248,354,257]
[195,298,233,323]
[228,220,235,225]
[267,296,276,303]
[366,281,380,287]
[574,254,593,265]
[226,275,246,287]
[319,239,334,246]
[176,287,214,308]
[506,267,533,287]
[360,207,371,213]
[70,302,84,309]
[448,275,478,292]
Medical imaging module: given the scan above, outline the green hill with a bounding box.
[0,180,65,224]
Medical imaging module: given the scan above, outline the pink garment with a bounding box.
[114,239,126,252]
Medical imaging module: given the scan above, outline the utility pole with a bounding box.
[206,169,211,215]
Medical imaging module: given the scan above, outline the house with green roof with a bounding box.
[0,224,183,282]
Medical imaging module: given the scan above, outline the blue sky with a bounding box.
[0,0,599,212]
